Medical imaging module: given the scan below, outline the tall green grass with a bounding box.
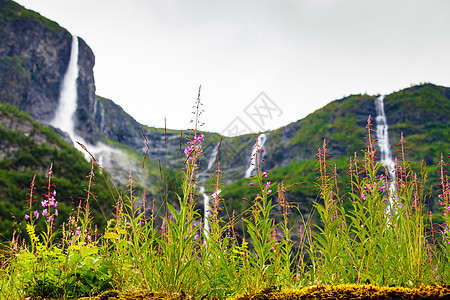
[0,94,449,299]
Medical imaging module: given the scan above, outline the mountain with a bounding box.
[1,0,449,239]
[220,85,450,222]
[0,0,100,144]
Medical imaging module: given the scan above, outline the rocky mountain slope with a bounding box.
[0,0,100,144]
[0,103,116,242]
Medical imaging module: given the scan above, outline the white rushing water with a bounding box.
[245,133,267,178]
[200,186,211,239]
[375,95,397,211]
[207,142,220,171]
[51,35,80,143]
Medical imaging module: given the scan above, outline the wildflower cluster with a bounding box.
[24,210,39,221]
[41,190,58,223]
[362,174,387,201]
[184,133,204,168]
[24,166,59,226]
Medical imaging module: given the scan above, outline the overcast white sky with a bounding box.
[14,0,450,136]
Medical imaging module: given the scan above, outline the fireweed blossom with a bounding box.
[266,181,272,195]
[183,133,205,188]
[184,133,204,166]
[41,190,58,223]
[182,132,205,206]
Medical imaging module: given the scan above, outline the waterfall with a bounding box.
[51,35,80,144]
[51,34,111,163]
[200,186,211,239]
[93,97,105,134]
[207,142,220,171]
[99,104,105,133]
[93,97,97,119]
[245,133,267,178]
[49,35,127,177]
[375,95,397,211]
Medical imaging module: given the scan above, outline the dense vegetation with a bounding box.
[0,109,449,299]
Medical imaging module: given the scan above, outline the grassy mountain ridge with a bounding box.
[0,0,61,31]
[220,83,449,227]
[385,84,450,165]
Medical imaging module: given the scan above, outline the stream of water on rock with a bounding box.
[201,142,222,239]
[375,95,398,212]
[245,133,267,178]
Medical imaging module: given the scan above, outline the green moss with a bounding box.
[79,284,450,299]
[0,0,62,31]
[229,284,450,300]
[84,289,193,300]
[0,55,26,73]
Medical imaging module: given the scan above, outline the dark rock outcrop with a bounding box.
[0,0,71,122]
[75,37,99,143]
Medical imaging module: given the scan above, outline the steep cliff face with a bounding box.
[75,37,99,143]
[0,0,384,184]
[0,0,99,143]
[0,0,70,122]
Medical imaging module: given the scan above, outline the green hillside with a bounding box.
[0,103,117,243]
[385,84,450,165]
[220,84,450,228]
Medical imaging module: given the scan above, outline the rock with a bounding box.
[0,0,71,123]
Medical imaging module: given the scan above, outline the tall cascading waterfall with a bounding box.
[207,142,220,171]
[49,35,146,195]
[201,141,221,239]
[51,35,84,146]
[200,186,211,239]
[375,95,397,213]
[51,35,117,165]
[245,133,267,178]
